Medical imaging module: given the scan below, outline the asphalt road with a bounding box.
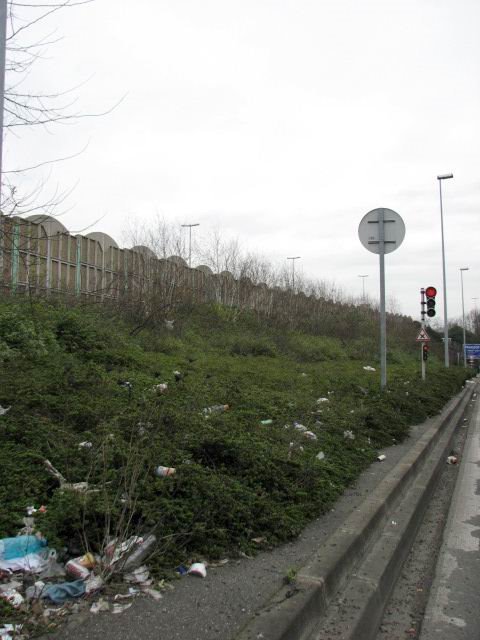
[420,391,480,639]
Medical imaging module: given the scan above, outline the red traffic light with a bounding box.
[425,286,437,298]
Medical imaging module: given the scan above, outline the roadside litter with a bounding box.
[259,419,273,425]
[316,397,329,404]
[188,562,207,578]
[293,422,307,432]
[155,465,176,478]
[0,405,10,416]
[447,455,458,465]
[152,383,168,394]
[377,454,386,462]
[44,459,99,494]
[363,366,376,371]
[316,451,326,461]
[173,370,183,381]
[78,441,93,449]
[303,431,318,441]
[164,319,174,330]
[0,625,23,640]
[343,430,355,440]
[202,404,229,416]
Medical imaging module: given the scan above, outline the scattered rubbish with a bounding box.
[202,404,229,416]
[0,551,48,574]
[316,451,325,461]
[119,380,133,390]
[0,534,47,560]
[377,454,386,461]
[293,422,307,432]
[447,456,458,465]
[175,564,188,576]
[142,587,163,601]
[26,505,47,516]
[301,372,307,377]
[44,459,98,494]
[0,589,24,608]
[113,602,133,614]
[90,599,110,614]
[303,431,318,441]
[0,405,11,416]
[343,430,355,440]
[391,520,398,526]
[316,398,329,404]
[188,562,207,578]
[209,559,229,568]
[0,580,22,593]
[85,575,104,594]
[25,581,46,601]
[43,579,86,604]
[154,466,176,478]
[153,383,168,394]
[65,558,91,580]
[119,534,157,573]
[251,537,266,544]
[259,419,273,425]
[78,441,93,449]
[363,366,376,372]
[173,370,183,381]
[39,550,66,579]
[164,319,174,330]
[0,625,22,640]
[124,565,151,585]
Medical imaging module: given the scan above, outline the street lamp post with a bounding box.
[287,256,301,291]
[437,173,454,367]
[460,267,469,368]
[358,274,368,300]
[181,223,200,268]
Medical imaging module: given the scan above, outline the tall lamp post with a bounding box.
[287,256,301,291]
[358,274,368,300]
[437,173,454,367]
[181,223,200,268]
[460,267,469,367]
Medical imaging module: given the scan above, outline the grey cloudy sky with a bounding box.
[6,0,480,320]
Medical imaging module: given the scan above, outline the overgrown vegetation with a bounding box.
[0,297,471,577]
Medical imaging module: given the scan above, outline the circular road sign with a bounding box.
[358,208,405,255]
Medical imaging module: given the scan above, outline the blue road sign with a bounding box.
[465,344,480,358]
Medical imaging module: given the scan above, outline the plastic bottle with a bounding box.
[202,404,229,415]
[0,535,47,560]
[120,534,157,572]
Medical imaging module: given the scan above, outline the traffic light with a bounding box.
[422,344,429,361]
[425,286,437,318]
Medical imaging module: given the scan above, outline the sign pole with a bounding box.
[358,207,405,392]
[379,209,387,389]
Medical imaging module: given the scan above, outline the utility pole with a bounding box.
[181,223,200,268]
[358,274,368,300]
[287,256,301,291]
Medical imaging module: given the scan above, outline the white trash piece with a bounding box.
[363,366,376,372]
[343,430,355,440]
[293,422,307,432]
[153,383,168,394]
[164,320,175,330]
[377,454,386,462]
[316,397,329,404]
[316,451,325,461]
[0,405,11,416]
[78,441,93,449]
[303,431,318,441]
[155,466,176,478]
[188,562,207,578]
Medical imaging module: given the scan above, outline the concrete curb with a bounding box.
[235,382,476,640]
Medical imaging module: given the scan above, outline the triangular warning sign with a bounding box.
[416,327,431,342]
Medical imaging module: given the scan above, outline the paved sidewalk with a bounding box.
[420,391,480,640]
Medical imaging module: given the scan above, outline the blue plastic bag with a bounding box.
[43,580,86,604]
[0,535,47,560]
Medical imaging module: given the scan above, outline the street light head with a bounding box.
[460,267,469,271]
[287,256,301,260]
[437,173,453,180]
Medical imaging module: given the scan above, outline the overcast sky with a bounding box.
[5,0,480,320]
